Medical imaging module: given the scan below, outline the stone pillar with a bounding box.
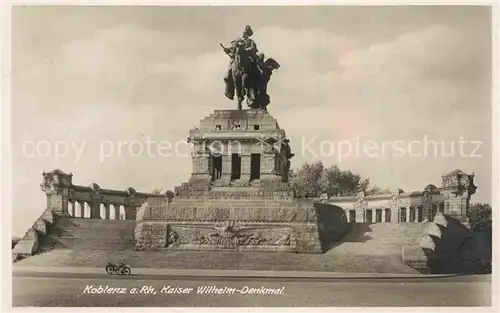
[70,201,76,217]
[221,153,232,183]
[40,170,73,217]
[125,206,137,221]
[104,203,110,220]
[424,204,432,221]
[346,210,350,223]
[372,209,377,223]
[441,170,476,222]
[260,146,281,182]
[391,206,399,223]
[78,202,84,218]
[356,208,365,223]
[240,154,251,181]
[415,206,419,222]
[114,204,121,220]
[90,200,102,219]
[191,148,211,181]
[86,183,103,219]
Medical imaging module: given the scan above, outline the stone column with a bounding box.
[221,153,232,183]
[346,210,350,223]
[90,198,102,219]
[125,206,137,221]
[191,151,211,181]
[104,203,110,220]
[114,204,121,220]
[260,146,281,182]
[46,189,70,216]
[240,154,251,181]
[356,208,365,223]
[372,209,377,223]
[425,204,432,221]
[77,202,83,218]
[41,171,76,217]
[391,206,399,223]
[70,201,76,217]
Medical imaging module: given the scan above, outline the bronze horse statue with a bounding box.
[250,56,280,110]
[222,43,280,110]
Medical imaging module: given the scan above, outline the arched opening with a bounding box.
[109,205,117,220]
[417,206,424,222]
[67,201,73,216]
[75,202,83,218]
[84,202,91,218]
[385,208,391,222]
[100,204,107,219]
[409,207,416,222]
[400,207,407,223]
[119,205,126,220]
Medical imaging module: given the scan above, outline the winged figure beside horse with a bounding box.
[221,25,280,110]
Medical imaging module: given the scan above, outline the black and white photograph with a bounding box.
[5,2,498,308]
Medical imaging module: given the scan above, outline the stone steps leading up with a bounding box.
[338,223,428,256]
[37,217,137,253]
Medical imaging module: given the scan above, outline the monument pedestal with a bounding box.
[134,109,348,253]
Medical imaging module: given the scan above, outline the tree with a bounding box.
[365,185,392,196]
[291,161,387,198]
[468,203,492,247]
[166,190,175,203]
[292,162,324,198]
[466,203,492,272]
[152,188,163,195]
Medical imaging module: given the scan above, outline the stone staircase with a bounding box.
[333,222,428,256]
[14,218,420,274]
[38,217,136,253]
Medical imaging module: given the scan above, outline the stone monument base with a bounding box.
[134,184,348,254]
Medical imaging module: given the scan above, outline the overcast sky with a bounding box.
[11,6,492,236]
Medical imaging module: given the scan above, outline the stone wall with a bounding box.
[402,213,491,274]
[12,208,54,260]
[135,197,349,254]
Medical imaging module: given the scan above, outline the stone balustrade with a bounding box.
[41,169,160,220]
[322,169,475,224]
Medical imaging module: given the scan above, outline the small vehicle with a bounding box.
[105,262,131,275]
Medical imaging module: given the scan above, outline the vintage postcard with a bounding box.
[4,1,498,309]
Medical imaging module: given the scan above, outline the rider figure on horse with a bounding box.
[223,25,261,100]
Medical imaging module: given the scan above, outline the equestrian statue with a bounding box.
[220,25,280,110]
